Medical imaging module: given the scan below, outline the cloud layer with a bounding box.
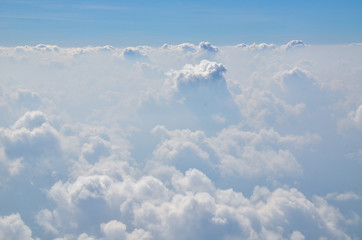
[1,41,362,239]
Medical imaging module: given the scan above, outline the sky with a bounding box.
[1,1,362,240]
[1,0,362,46]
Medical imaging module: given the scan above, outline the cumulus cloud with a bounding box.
[122,47,148,60]
[150,124,319,178]
[161,43,197,52]
[236,42,276,51]
[101,220,152,240]
[167,59,227,90]
[233,86,306,128]
[0,213,34,240]
[281,40,305,50]
[38,168,356,240]
[161,41,218,54]
[0,111,61,160]
[198,41,219,53]
[207,126,307,177]
[1,42,362,239]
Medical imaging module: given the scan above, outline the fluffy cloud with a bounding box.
[0,111,60,158]
[1,42,362,239]
[233,86,306,128]
[207,126,311,177]
[151,124,319,178]
[101,220,151,240]
[0,111,62,177]
[281,40,305,50]
[167,59,227,91]
[0,213,33,240]
[122,47,148,59]
[37,169,355,240]
[198,41,219,53]
[236,42,276,51]
[161,43,197,52]
[161,41,218,54]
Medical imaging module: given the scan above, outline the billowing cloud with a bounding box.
[1,42,361,239]
[0,111,60,158]
[198,41,219,53]
[122,47,148,60]
[35,169,356,240]
[0,213,34,240]
[236,42,276,51]
[281,40,305,50]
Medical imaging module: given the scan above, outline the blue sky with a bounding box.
[1,0,362,46]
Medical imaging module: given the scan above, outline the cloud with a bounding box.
[326,192,361,201]
[161,42,218,54]
[198,41,219,53]
[42,168,355,239]
[0,213,34,240]
[281,40,305,50]
[101,220,152,240]
[122,47,148,60]
[236,42,276,51]
[235,40,304,51]
[233,86,306,128]
[151,124,319,178]
[273,67,325,107]
[1,42,362,239]
[0,111,61,161]
[151,125,209,162]
[207,126,306,177]
[167,59,226,90]
[340,104,362,131]
[161,43,197,52]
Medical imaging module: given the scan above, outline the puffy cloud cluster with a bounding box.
[122,47,148,59]
[0,213,34,240]
[161,41,218,54]
[235,40,304,51]
[236,42,276,51]
[1,42,362,239]
[0,111,61,176]
[167,59,227,90]
[150,124,321,178]
[282,40,305,50]
[34,169,356,240]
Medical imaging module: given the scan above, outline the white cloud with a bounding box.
[161,43,197,52]
[36,209,59,235]
[326,192,361,201]
[101,220,127,240]
[0,111,60,158]
[151,124,319,178]
[166,59,227,91]
[233,86,306,128]
[0,111,63,177]
[1,42,362,239]
[151,125,209,162]
[340,104,362,132]
[290,231,305,240]
[122,47,148,59]
[236,42,276,51]
[281,40,305,50]
[0,213,33,240]
[198,41,219,53]
[101,220,152,240]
